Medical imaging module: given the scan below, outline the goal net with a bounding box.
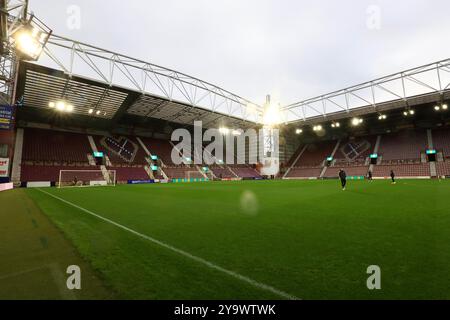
[58,170,116,188]
[185,170,206,180]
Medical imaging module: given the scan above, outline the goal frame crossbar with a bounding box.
[58,169,116,188]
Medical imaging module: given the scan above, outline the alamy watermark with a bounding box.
[171,121,279,165]
[366,265,381,290]
[66,265,81,290]
[366,5,381,30]
[66,5,82,30]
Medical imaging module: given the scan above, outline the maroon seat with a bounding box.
[286,167,322,178]
[324,165,369,178]
[21,165,100,182]
[294,141,336,167]
[432,128,450,159]
[372,163,430,177]
[379,130,427,162]
[108,166,150,181]
[22,128,91,164]
[139,137,176,165]
[436,162,450,176]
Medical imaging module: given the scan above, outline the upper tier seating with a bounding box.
[372,163,430,177]
[294,141,336,167]
[94,135,143,165]
[127,136,149,164]
[432,127,450,159]
[378,130,427,162]
[285,145,303,167]
[22,128,91,164]
[334,136,376,164]
[139,137,176,165]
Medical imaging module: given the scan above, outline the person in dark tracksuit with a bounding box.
[390,170,396,184]
[338,169,347,190]
[367,170,373,181]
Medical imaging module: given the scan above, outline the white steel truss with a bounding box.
[282,58,450,123]
[40,33,263,123]
[0,0,28,104]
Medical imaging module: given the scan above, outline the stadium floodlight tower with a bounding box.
[0,0,52,105]
[260,94,280,177]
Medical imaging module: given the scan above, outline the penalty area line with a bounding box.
[36,188,299,300]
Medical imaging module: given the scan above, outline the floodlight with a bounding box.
[409,110,415,115]
[295,128,303,134]
[56,101,65,111]
[351,118,362,126]
[313,125,323,131]
[442,104,448,110]
[331,122,340,128]
[96,110,101,115]
[263,103,281,126]
[10,14,52,61]
[48,102,55,108]
[378,114,387,120]
[14,31,42,60]
[66,105,74,112]
[88,109,94,114]
[434,105,440,111]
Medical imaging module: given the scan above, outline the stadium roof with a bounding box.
[21,32,263,129]
[282,58,450,125]
[11,11,450,129]
[16,61,260,130]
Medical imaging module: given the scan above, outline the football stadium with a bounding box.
[1,0,450,307]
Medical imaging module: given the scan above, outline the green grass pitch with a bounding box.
[6,179,450,299]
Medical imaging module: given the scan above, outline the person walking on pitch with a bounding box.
[339,169,347,190]
[390,169,396,184]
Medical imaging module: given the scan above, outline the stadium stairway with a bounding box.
[136,136,168,179]
[427,129,437,177]
[368,135,382,173]
[320,140,341,178]
[11,128,24,183]
[283,145,307,178]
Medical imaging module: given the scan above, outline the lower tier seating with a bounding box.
[108,166,150,181]
[436,161,450,176]
[372,163,430,177]
[285,167,322,178]
[164,166,203,179]
[21,165,100,182]
[211,167,235,178]
[324,166,369,178]
[230,166,261,178]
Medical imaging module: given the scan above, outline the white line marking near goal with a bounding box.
[37,188,299,300]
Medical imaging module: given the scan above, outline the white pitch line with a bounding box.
[37,188,298,300]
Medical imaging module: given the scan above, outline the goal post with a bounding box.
[58,169,116,188]
[185,170,207,181]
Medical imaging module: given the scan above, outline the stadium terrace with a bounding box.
[1,0,450,308]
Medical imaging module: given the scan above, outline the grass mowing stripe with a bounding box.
[37,188,298,300]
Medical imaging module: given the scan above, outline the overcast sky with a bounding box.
[31,0,450,106]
